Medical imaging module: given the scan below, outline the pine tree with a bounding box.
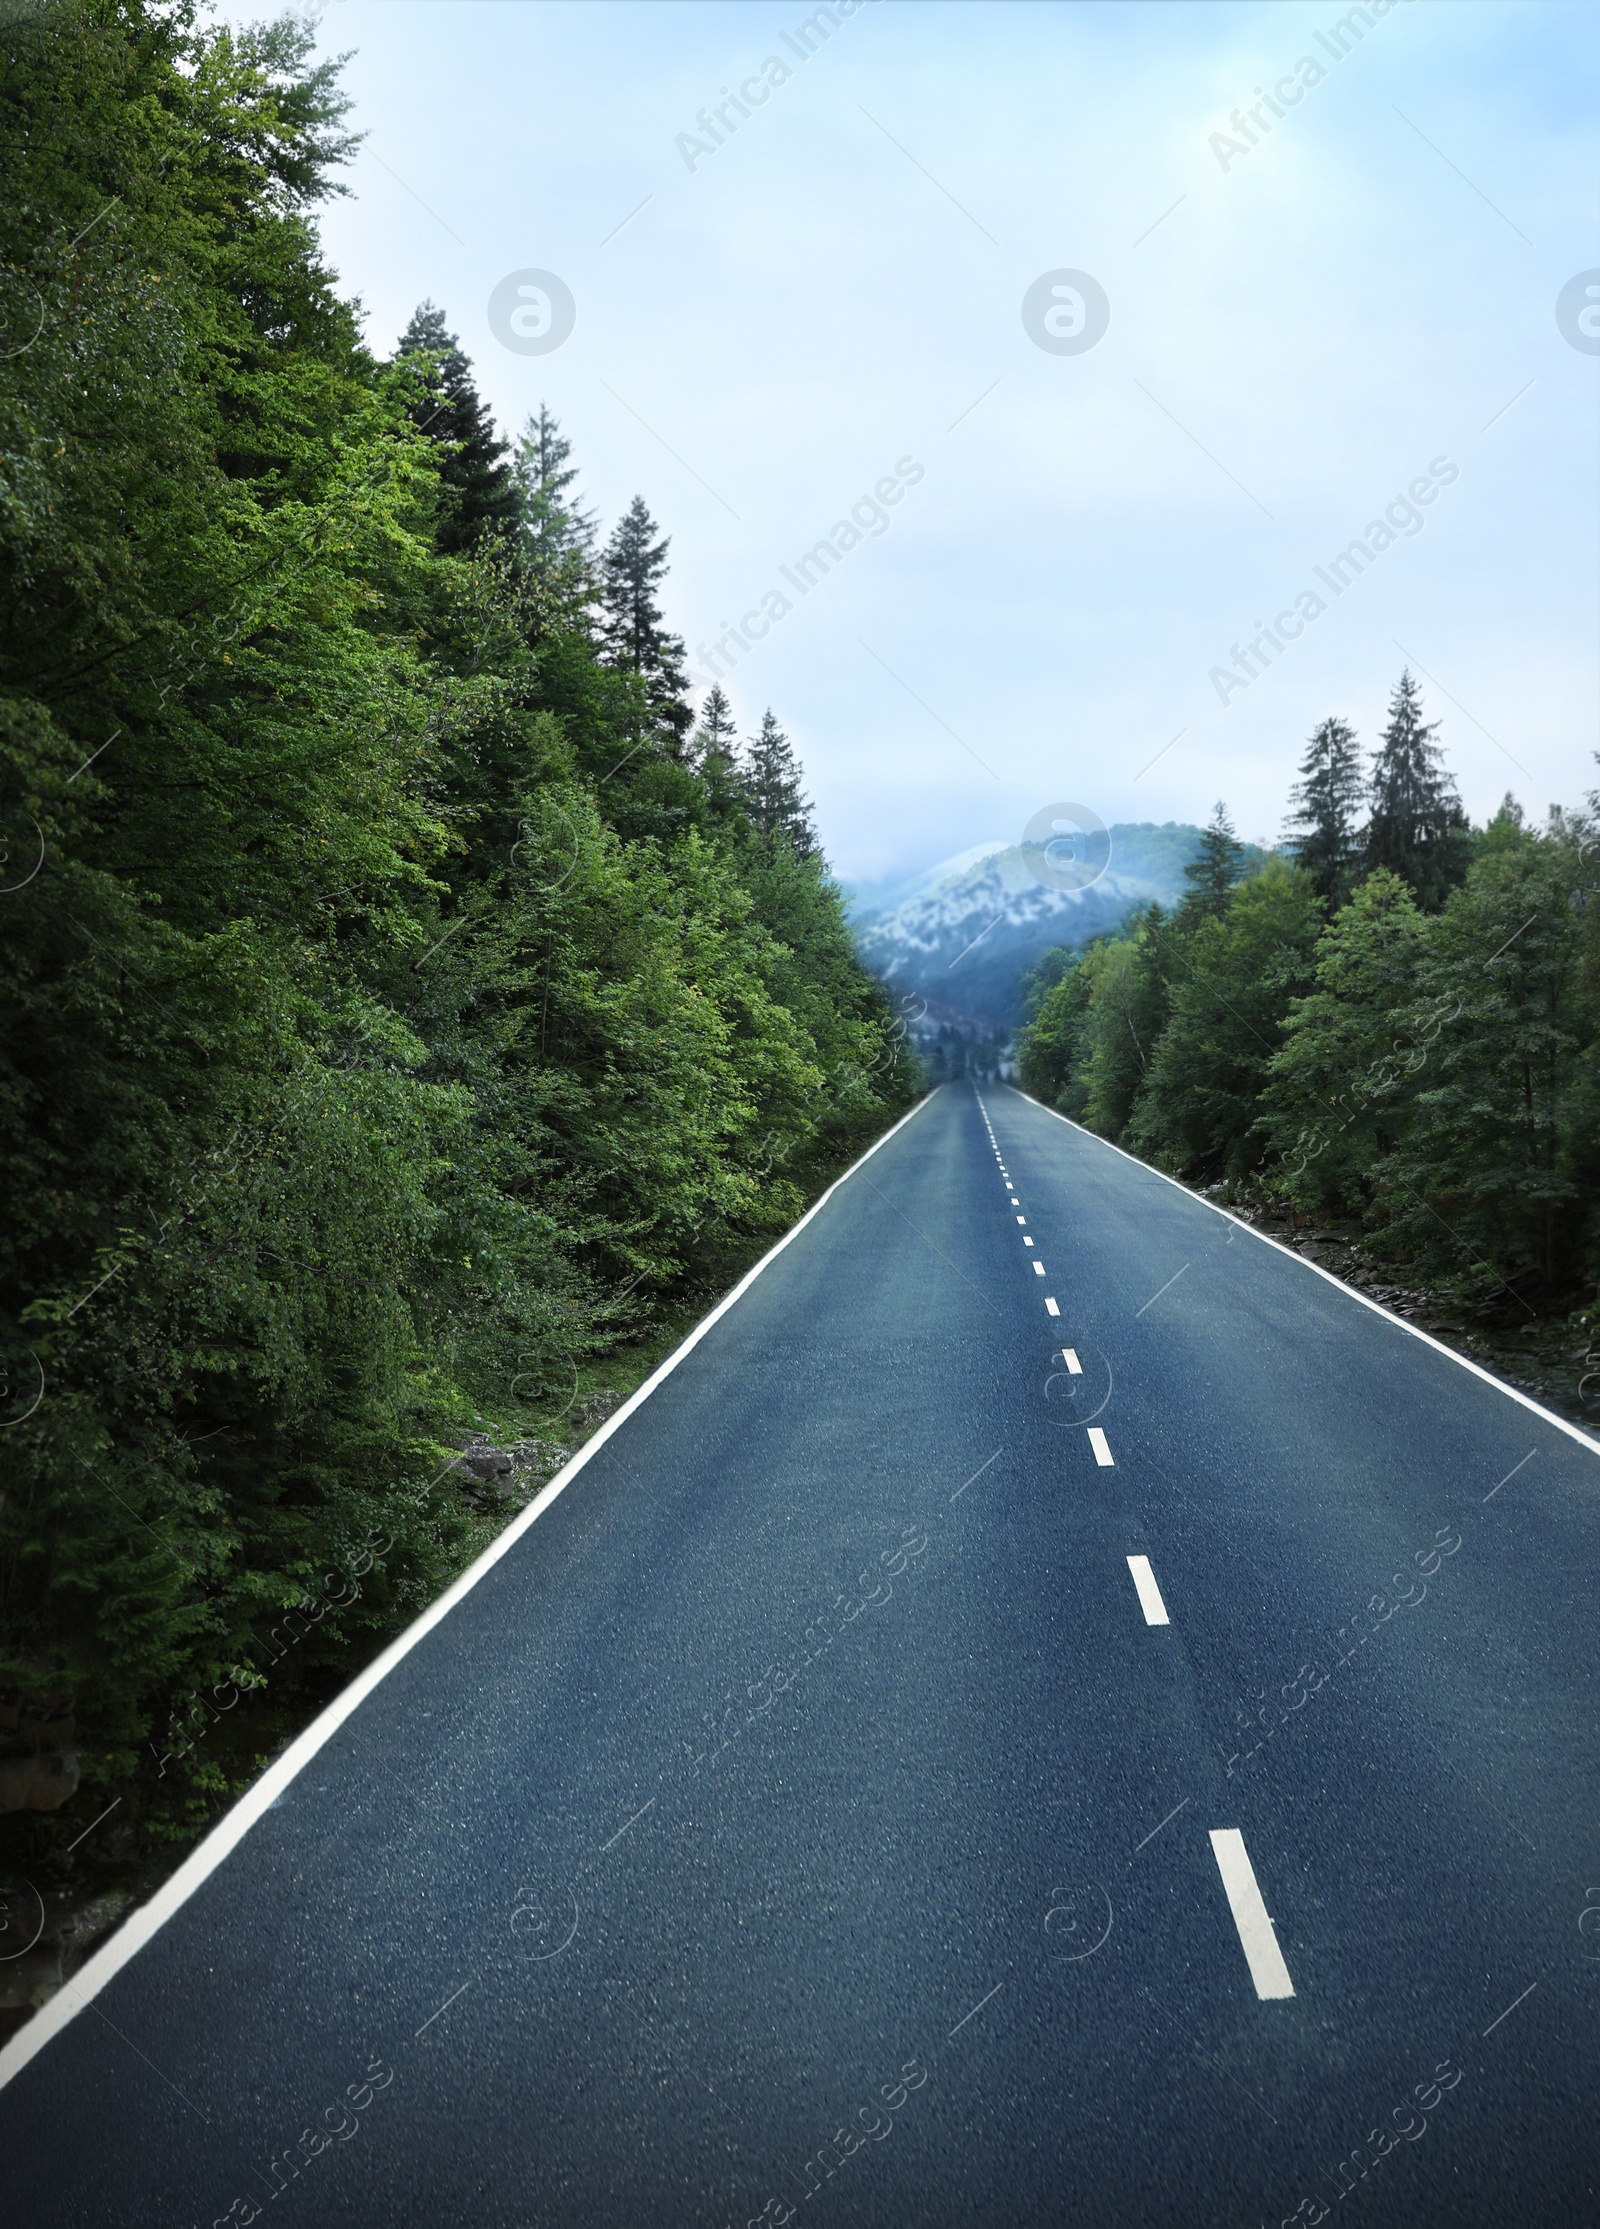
[1181,801,1243,921]
[740,709,815,856]
[1363,671,1470,909]
[393,303,519,553]
[510,404,595,631]
[1284,715,1365,906]
[690,684,737,776]
[512,403,594,568]
[686,684,746,815]
[598,495,692,752]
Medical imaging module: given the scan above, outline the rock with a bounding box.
[443,1396,621,1506]
[459,1443,514,1485]
[448,1433,573,1503]
[0,1750,80,1815]
[0,1887,127,2016]
[0,1945,59,2013]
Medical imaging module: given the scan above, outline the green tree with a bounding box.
[1363,670,1470,909]
[1378,822,1598,1291]
[1179,801,1244,924]
[1128,862,1323,1180]
[690,683,741,799]
[599,495,693,756]
[741,708,815,856]
[512,402,595,627]
[1284,715,1365,906]
[0,1,913,1869]
[513,402,594,562]
[1080,910,1174,1140]
[1016,909,1173,1136]
[1016,944,1104,1115]
[394,303,520,553]
[1255,870,1428,1211]
[1,0,467,1790]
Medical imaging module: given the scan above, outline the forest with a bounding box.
[0,3,912,1877]
[1019,678,1599,1318]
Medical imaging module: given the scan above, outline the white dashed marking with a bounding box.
[1087,1427,1114,1466]
[1126,1555,1169,1625]
[1208,1829,1296,2000]
[1045,1298,1060,1317]
[1062,1348,1082,1374]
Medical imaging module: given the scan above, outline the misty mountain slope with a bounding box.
[847,821,1204,1033]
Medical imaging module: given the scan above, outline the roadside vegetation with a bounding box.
[0,0,914,1995]
[1018,678,1600,1420]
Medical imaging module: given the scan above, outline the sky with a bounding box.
[228,0,1597,884]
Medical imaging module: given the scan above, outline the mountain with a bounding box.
[845,821,1208,1044]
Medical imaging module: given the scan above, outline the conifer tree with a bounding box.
[741,709,816,856]
[1363,670,1470,909]
[1181,801,1243,920]
[394,303,519,552]
[513,403,594,568]
[1284,715,1365,905]
[690,684,738,777]
[598,495,692,751]
[510,403,595,631]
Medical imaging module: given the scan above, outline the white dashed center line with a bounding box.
[1208,1829,1296,2000]
[980,1094,1295,2011]
[1125,1555,1169,1625]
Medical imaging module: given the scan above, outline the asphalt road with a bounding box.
[3,1081,1597,2227]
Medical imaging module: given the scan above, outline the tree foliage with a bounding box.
[1127,862,1324,1180]
[599,494,693,756]
[1284,715,1365,906]
[1018,739,1599,1308]
[1179,801,1244,923]
[741,708,815,858]
[1363,669,1471,907]
[395,302,520,553]
[0,2,913,1851]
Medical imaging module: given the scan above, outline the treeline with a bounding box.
[1019,675,1599,1300]
[0,5,911,1846]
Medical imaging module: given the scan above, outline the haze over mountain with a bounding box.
[846,821,1209,1045]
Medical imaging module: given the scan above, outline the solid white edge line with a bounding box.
[1126,1554,1170,1625]
[1088,1426,1115,1467]
[0,1089,943,2095]
[1010,1088,1600,1461]
[1208,1827,1296,1999]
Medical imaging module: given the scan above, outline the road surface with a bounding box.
[2,1082,1596,2226]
